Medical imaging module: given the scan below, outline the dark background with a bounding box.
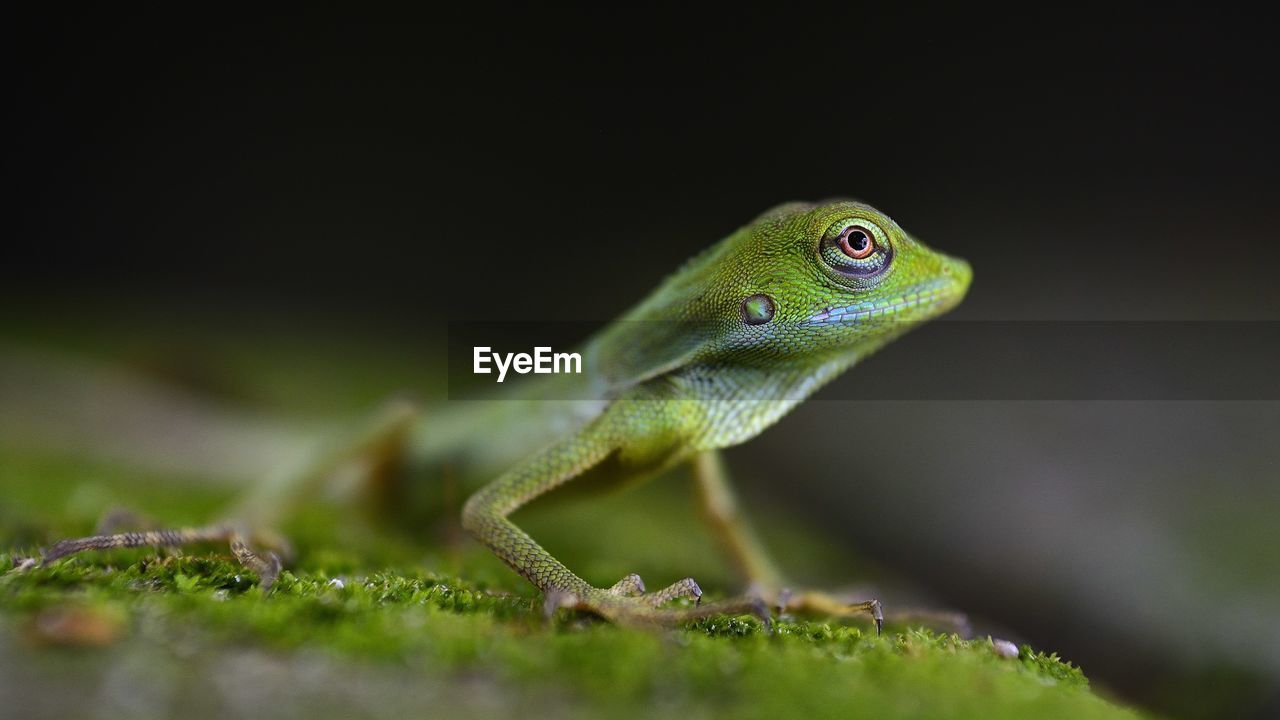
[5,8,1279,719]
[6,9,1278,320]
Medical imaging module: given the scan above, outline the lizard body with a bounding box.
[33,199,971,629]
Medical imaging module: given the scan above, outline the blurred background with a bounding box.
[3,8,1278,719]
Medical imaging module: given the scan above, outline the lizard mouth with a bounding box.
[804,276,968,326]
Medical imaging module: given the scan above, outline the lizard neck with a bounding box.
[674,353,859,451]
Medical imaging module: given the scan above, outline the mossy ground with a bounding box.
[0,448,1144,720]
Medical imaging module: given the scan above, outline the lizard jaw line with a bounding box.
[803,281,960,326]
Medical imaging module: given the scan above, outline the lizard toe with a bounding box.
[608,572,646,597]
[646,576,703,607]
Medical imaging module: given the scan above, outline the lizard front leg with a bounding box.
[460,417,770,629]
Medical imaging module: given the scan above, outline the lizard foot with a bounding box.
[546,577,771,631]
[772,588,971,637]
[29,521,286,592]
[774,588,885,634]
[91,506,296,565]
[607,573,704,606]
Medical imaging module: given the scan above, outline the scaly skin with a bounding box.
[460,199,971,627]
[26,199,971,631]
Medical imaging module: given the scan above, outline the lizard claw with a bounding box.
[844,597,883,634]
[868,599,884,635]
[608,573,647,597]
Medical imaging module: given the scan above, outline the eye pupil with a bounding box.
[836,226,876,259]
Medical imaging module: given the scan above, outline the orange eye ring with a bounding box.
[836,226,876,259]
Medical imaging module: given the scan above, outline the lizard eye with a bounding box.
[836,226,875,259]
[819,219,891,279]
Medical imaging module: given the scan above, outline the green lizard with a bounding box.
[27,199,971,630]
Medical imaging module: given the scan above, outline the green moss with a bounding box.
[0,449,1143,720]
[3,555,1133,720]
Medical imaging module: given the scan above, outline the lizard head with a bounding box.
[593,199,971,391]
[704,199,972,364]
